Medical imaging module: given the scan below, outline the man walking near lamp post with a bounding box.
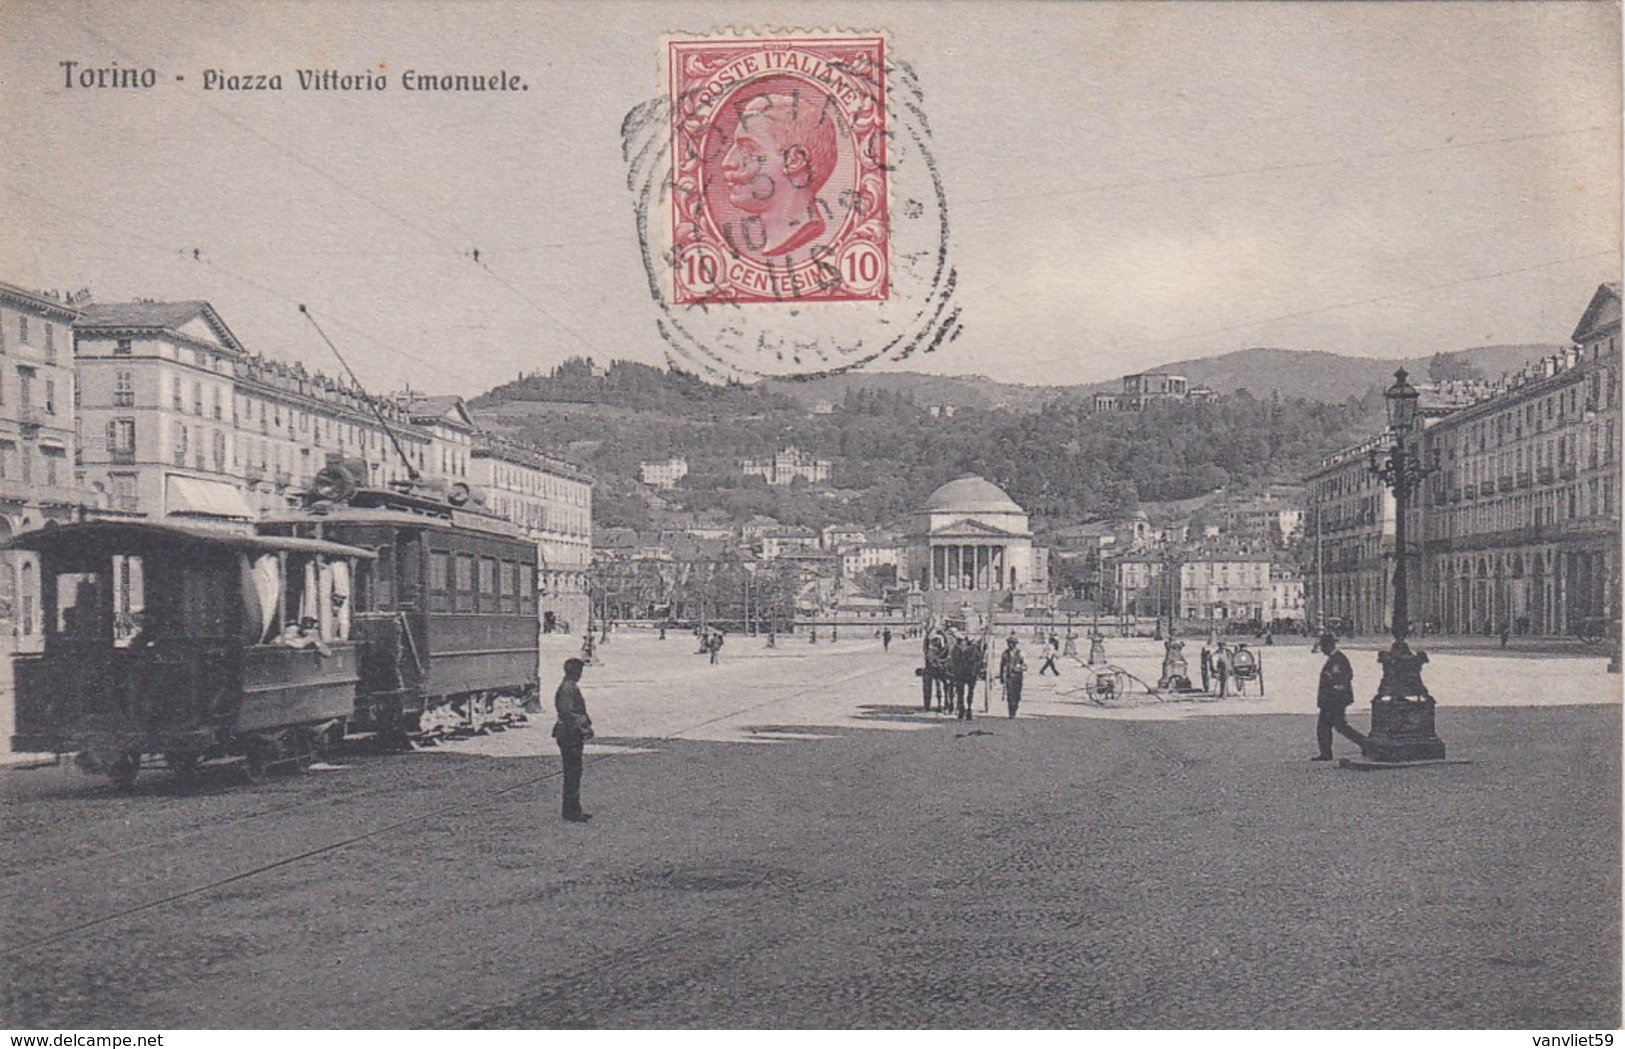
[1312,633,1367,762]
[552,657,594,822]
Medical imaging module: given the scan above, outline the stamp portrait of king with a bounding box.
[668,36,889,305]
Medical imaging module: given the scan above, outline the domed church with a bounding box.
[911,475,1048,614]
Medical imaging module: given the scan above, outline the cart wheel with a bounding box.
[108,751,141,792]
[241,741,269,785]
[166,752,201,788]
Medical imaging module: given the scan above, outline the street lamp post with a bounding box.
[1157,541,1188,689]
[1363,368,1446,762]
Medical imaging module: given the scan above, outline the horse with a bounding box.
[950,635,988,720]
[920,630,952,711]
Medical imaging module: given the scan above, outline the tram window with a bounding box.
[373,546,395,609]
[478,556,497,613]
[429,550,450,613]
[499,560,517,614]
[52,572,104,640]
[111,554,146,646]
[519,563,535,615]
[454,553,475,613]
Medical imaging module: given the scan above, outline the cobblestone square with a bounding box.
[1,635,1618,1028]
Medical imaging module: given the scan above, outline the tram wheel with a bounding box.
[109,751,142,792]
[241,741,269,785]
[166,752,201,788]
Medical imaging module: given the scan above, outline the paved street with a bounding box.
[1,634,1618,1028]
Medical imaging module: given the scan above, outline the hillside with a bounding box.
[472,358,1382,533]
[752,343,1565,412]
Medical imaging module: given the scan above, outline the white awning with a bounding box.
[165,474,256,520]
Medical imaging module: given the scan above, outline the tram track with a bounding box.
[1,654,899,955]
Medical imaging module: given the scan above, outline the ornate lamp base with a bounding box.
[1365,697,1446,762]
[1363,641,1446,762]
[1158,638,1188,690]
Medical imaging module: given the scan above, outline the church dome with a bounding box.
[922,475,1024,514]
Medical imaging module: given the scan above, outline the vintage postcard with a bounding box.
[0,0,1619,1038]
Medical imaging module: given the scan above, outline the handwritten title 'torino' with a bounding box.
[58,61,529,92]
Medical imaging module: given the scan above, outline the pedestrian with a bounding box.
[551,657,594,822]
[999,635,1026,718]
[1500,622,1510,649]
[1039,633,1061,676]
[1312,633,1366,761]
[1199,643,1212,693]
[882,627,892,652]
[708,629,724,664]
[1213,642,1231,698]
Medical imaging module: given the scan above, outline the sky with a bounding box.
[2,0,1619,395]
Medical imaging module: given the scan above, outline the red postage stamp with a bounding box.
[667,35,888,306]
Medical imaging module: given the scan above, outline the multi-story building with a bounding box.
[741,446,831,486]
[821,525,867,551]
[841,543,904,579]
[759,527,821,559]
[1302,435,1396,635]
[0,283,96,651]
[1417,283,1620,637]
[639,457,688,489]
[1305,283,1621,638]
[471,433,594,630]
[1268,567,1306,627]
[1178,553,1274,623]
[75,300,435,522]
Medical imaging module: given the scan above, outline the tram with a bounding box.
[8,459,542,788]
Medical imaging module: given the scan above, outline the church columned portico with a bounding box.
[928,543,1012,590]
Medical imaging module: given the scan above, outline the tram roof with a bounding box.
[6,520,376,560]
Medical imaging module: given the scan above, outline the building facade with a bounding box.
[741,446,831,486]
[0,284,96,652]
[911,475,1047,616]
[472,434,594,631]
[1304,283,1621,638]
[75,301,437,523]
[1417,284,1620,637]
[639,457,688,488]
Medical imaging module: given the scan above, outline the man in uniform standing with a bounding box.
[999,635,1026,719]
[1312,633,1366,761]
[552,657,594,822]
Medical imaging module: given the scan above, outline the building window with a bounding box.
[44,379,55,415]
[42,448,59,487]
[107,418,136,460]
[0,440,12,479]
[44,324,55,362]
[19,445,30,484]
[173,422,188,467]
[212,387,223,420]
[18,316,27,345]
[114,338,132,356]
[114,370,135,407]
[211,430,226,472]
[192,382,203,416]
[172,375,184,409]
[17,366,33,410]
[111,473,138,513]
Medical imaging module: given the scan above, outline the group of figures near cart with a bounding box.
[6,468,543,790]
[917,626,989,721]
